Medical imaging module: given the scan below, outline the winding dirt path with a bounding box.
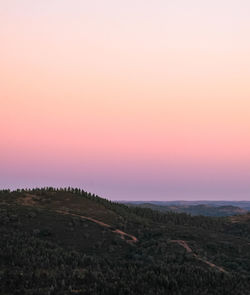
[171,240,227,273]
[56,210,138,244]
[18,194,228,265]
[18,194,138,244]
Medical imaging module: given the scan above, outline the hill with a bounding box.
[1,188,250,294]
[125,202,247,217]
[123,201,250,211]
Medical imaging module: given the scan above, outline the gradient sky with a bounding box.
[1,0,250,200]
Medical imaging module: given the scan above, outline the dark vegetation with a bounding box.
[1,188,250,294]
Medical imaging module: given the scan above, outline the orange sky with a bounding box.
[1,0,250,200]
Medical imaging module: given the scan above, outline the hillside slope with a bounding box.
[1,188,250,295]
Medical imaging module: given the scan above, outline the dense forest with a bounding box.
[1,188,250,294]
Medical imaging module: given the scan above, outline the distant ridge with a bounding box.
[124,201,249,217]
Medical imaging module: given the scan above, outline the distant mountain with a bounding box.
[125,202,248,217]
[122,200,250,210]
[1,188,250,294]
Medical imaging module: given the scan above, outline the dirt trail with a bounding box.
[171,240,192,253]
[171,240,227,273]
[18,194,138,244]
[56,210,138,244]
[18,194,228,264]
[195,256,226,273]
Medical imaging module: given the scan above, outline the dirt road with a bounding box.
[19,194,138,244]
[56,210,138,244]
[171,240,227,273]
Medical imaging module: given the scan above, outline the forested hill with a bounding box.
[1,188,250,295]
[125,202,248,217]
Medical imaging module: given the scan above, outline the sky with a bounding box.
[1,0,250,200]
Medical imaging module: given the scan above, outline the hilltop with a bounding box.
[1,188,250,294]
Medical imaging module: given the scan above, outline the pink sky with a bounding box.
[1,0,250,200]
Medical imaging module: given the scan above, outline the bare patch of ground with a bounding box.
[19,194,38,206]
